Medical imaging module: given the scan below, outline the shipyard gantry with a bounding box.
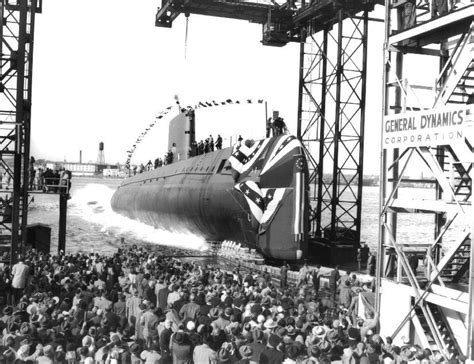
[377,1,474,359]
[156,0,382,261]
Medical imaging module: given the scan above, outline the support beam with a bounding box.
[58,193,68,254]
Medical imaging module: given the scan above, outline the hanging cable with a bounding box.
[184,13,190,59]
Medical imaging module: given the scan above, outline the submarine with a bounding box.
[111,108,309,260]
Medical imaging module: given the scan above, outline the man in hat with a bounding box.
[248,328,266,363]
[11,256,29,304]
[157,281,170,311]
[280,261,289,289]
[296,261,310,288]
[167,283,181,308]
[141,303,158,348]
[238,345,253,363]
[140,341,161,364]
[126,288,141,326]
[284,344,300,364]
[171,331,192,363]
[159,319,173,359]
[212,307,232,331]
[179,293,200,321]
[328,266,341,302]
[36,344,55,364]
[261,334,284,364]
[193,335,217,363]
[231,298,244,322]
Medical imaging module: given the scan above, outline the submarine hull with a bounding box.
[112,135,309,260]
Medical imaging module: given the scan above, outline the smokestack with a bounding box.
[79,150,82,164]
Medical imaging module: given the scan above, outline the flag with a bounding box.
[259,187,290,233]
[261,135,303,175]
[293,157,305,235]
[228,149,248,173]
[234,181,265,222]
[229,139,270,174]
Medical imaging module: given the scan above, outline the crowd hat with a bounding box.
[286,344,300,360]
[276,326,287,337]
[233,298,243,309]
[174,332,185,344]
[264,318,278,330]
[186,321,195,331]
[210,307,220,319]
[239,345,253,359]
[217,347,231,362]
[312,325,326,338]
[318,340,331,353]
[326,329,338,342]
[43,345,54,357]
[268,334,281,348]
[129,343,141,355]
[223,307,232,319]
[348,327,359,341]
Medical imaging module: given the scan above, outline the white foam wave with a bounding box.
[68,183,209,252]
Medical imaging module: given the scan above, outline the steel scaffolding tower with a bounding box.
[0,0,41,264]
[297,9,369,247]
[377,1,474,359]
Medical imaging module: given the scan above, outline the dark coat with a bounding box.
[260,347,285,364]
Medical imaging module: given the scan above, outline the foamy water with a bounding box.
[27,178,208,255]
[69,184,209,252]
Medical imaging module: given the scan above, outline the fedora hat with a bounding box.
[174,332,185,345]
[264,318,278,330]
[239,345,253,359]
[312,325,326,337]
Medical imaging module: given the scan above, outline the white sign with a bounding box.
[383,105,474,149]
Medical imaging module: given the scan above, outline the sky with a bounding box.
[30,0,386,174]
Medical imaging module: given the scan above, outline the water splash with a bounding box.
[68,183,209,252]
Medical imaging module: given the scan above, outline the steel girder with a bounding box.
[297,10,368,244]
[0,0,40,264]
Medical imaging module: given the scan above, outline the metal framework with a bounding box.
[297,9,369,245]
[156,0,381,253]
[377,1,474,359]
[0,0,41,265]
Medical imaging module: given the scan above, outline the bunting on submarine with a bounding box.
[231,134,306,235]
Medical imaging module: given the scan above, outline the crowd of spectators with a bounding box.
[0,246,452,363]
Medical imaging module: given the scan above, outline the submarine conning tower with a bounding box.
[168,108,195,161]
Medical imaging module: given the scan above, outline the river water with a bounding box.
[27,178,465,256]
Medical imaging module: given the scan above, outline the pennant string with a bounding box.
[124,98,266,169]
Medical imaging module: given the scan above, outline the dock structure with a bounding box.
[378,1,474,360]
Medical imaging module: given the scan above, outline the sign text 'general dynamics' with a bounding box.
[383,106,473,149]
